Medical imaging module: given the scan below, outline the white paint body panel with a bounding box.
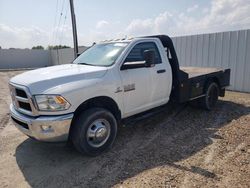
[10,38,173,118]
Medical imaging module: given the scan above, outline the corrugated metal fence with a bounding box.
[0,49,51,69]
[172,29,250,93]
[0,47,87,69]
[50,46,87,65]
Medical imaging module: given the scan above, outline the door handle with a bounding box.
[157,69,166,74]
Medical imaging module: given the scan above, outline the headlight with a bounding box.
[35,95,71,111]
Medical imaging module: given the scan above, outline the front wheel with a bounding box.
[70,108,117,156]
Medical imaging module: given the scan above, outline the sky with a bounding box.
[0,0,250,49]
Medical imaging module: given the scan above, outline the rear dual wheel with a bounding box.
[201,82,219,110]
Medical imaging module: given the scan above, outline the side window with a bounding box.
[125,42,162,64]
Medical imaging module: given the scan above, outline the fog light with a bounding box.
[41,125,53,131]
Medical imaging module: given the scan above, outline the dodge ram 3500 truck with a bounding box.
[9,35,230,156]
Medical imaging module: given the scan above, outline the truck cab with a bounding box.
[9,35,230,156]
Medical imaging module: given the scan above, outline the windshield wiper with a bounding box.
[78,63,97,66]
[78,63,107,67]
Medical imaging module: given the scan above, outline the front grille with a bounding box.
[9,84,37,116]
[11,117,29,129]
[18,101,32,111]
[16,88,27,98]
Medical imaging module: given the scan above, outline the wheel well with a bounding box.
[205,77,220,89]
[72,96,121,122]
[68,96,121,140]
[204,77,221,94]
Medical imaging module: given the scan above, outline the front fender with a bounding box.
[57,78,122,116]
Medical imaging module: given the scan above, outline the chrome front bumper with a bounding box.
[10,104,74,142]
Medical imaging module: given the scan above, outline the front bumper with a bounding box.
[10,104,74,142]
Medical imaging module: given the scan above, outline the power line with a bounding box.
[50,0,59,46]
[54,0,66,45]
[59,0,69,45]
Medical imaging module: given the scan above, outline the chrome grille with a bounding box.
[9,83,38,116]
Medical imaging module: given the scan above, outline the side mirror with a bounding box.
[143,50,155,66]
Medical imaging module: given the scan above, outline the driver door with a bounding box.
[120,42,154,117]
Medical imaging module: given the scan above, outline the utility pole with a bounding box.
[69,0,78,58]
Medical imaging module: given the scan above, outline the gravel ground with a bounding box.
[0,71,249,188]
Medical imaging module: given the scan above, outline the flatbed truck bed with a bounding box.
[180,67,225,78]
[178,67,230,102]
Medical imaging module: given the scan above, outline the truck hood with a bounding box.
[10,64,108,94]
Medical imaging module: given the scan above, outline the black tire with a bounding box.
[70,107,117,156]
[200,82,219,110]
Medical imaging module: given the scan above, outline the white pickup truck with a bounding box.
[9,35,230,156]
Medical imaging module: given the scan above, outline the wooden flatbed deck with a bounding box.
[180,67,224,78]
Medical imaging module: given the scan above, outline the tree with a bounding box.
[32,45,44,50]
[47,45,71,50]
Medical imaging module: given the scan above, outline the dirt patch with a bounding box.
[0,71,24,132]
[0,113,10,131]
[0,70,249,188]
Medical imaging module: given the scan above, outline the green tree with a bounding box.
[47,45,71,50]
[32,45,44,50]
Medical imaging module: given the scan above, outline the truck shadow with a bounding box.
[15,100,250,187]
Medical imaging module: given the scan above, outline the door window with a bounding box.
[125,42,162,64]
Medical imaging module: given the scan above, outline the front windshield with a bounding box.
[73,42,128,66]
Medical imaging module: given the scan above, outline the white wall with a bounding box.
[50,46,87,65]
[0,49,51,69]
[172,29,250,93]
[0,47,87,69]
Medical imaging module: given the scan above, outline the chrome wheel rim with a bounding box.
[86,119,111,148]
